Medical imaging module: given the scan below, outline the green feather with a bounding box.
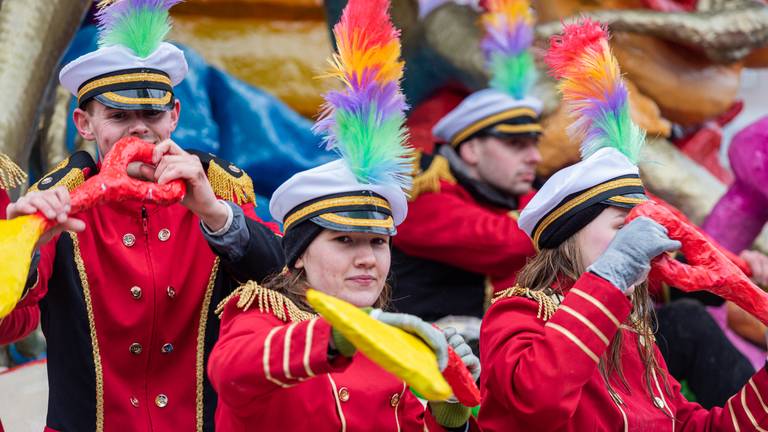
[488,52,537,100]
[99,9,171,58]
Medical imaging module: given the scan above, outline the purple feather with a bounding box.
[481,17,533,58]
[97,0,182,33]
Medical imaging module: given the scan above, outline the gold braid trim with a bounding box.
[0,154,26,190]
[195,257,219,432]
[408,153,456,202]
[215,281,315,323]
[71,233,104,432]
[492,285,560,321]
[28,156,85,193]
[207,160,256,206]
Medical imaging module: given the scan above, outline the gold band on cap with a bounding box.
[77,72,172,102]
[101,91,173,106]
[317,213,394,229]
[451,107,539,146]
[283,195,391,231]
[532,178,644,249]
[493,123,543,135]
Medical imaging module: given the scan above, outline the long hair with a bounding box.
[515,236,672,403]
[262,267,392,314]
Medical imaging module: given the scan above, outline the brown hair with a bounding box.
[261,267,392,314]
[515,235,672,403]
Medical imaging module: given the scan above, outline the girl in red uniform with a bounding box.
[479,19,768,432]
[207,0,479,430]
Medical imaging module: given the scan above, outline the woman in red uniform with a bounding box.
[479,19,768,432]
[208,173,478,431]
[207,0,479,430]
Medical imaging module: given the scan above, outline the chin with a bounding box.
[339,288,382,308]
[508,184,533,196]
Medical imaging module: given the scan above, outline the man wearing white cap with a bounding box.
[0,2,283,431]
[391,88,542,323]
[390,3,544,325]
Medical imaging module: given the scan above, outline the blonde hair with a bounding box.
[515,236,672,403]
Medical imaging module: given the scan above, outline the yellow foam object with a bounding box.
[0,215,48,318]
[306,288,452,401]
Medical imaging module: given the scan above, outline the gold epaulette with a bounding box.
[408,151,456,202]
[0,153,27,190]
[188,150,256,206]
[491,286,561,321]
[29,151,96,193]
[215,280,316,323]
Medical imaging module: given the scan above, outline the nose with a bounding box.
[127,118,150,138]
[353,243,377,269]
[526,143,542,164]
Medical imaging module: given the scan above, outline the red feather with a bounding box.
[544,18,608,80]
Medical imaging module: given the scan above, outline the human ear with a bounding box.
[73,108,96,141]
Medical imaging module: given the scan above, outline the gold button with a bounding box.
[129,343,142,355]
[166,286,176,298]
[338,387,350,402]
[130,286,142,300]
[155,394,168,408]
[123,233,136,247]
[390,393,400,407]
[40,177,53,185]
[130,397,139,407]
[158,229,171,242]
[161,343,174,354]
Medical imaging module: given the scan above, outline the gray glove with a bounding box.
[587,217,681,294]
[370,309,449,371]
[443,327,480,382]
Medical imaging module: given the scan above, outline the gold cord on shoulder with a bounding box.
[492,285,559,321]
[28,156,85,193]
[408,153,456,201]
[215,281,315,323]
[207,160,256,206]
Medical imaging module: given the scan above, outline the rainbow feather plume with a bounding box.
[545,19,644,163]
[96,0,182,58]
[313,0,412,191]
[481,0,538,100]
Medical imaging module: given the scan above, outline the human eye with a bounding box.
[371,237,388,246]
[334,235,353,244]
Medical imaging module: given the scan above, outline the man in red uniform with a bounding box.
[391,88,542,323]
[0,2,283,431]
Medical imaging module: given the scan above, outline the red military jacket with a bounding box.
[0,151,283,432]
[208,284,456,432]
[479,271,768,431]
[1,188,8,219]
[391,152,537,319]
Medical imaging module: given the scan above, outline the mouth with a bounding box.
[346,275,377,285]
[518,172,535,182]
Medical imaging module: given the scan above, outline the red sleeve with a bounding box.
[207,300,352,413]
[0,233,58,344]
[0,305,39,345]
[480,272,632,429]
[394,185,535,280]
[667,354,768,431]
[0,189,9,219]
